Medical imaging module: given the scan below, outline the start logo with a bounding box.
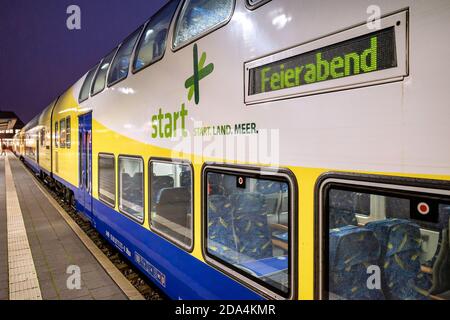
[151,44,214,139]
[185,44,214,105]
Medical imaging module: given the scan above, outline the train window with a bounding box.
[59,118,66,148]
[149,159,193,250]
[108,28,143,86]
[204,168,293,299]
[40,128,45,147]
[118,156,144,223]
[133,0,180,72]
[92,50,117,96]
[173,0,235,49]
[320,177,450,300]
[99,154,116,208]
[54,122,58,148]
[79,65,98,103]
[66,117,71,148]
[246,0,271,10]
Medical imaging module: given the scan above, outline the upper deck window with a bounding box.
[79,65,99,102]
[108,28,143,86]
[173,0,234,49]
[246,0,271,10]
[133,0,180,72]
[92,49,117,96]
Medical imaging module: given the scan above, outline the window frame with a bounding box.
[201,163,298,300]
[54,121,59,148]
[171,0,236,51]
[132,0,181,75]
[315,172,450,300]
[65,116,71,148]
[59,118,66,148]
[149,157,195,252]
[107,26,146,88]
[98,153,116,209]
[91,49,119,97]
[245,0,272,10]
[40,128,45,147]
[117,155,145,224]
[78,64,100,103]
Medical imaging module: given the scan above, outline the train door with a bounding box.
[78,113,93,222]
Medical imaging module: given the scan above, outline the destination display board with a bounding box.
[248,27,397,96]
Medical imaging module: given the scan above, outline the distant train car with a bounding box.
[16,0,450,300]
[21,115,40,172]
[20,102,55,178]
[12,132,21,156]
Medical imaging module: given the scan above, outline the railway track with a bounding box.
[26,163,165,300]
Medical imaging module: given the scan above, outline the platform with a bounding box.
[0,152,135,300]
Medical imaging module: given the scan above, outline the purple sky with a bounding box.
[0,0,169,123]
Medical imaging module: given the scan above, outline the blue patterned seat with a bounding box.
[329,225,384,300]
[329,190,358,229]
[231,192,272,262]
[329,209,358,229]
[365,219,431,300]
[256,180,284,217]
[151,175,174,205]
[423,208,450,266]
[207,195,238,264]
[426,207,450,294]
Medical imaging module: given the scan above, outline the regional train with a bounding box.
[13,0,450,300]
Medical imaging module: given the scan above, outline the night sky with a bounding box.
[0,0,169,124]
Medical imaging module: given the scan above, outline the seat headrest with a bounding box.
[121,173,131,179]
[329,225,381,270]
[365,219,421,256]
[158,187,190,204]
[329,208,357,229]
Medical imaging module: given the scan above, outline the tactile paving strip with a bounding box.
[5,156,42,300]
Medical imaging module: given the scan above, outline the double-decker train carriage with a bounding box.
[15,0,450,300]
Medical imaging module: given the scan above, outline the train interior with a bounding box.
[150,161,193,248]
[206,172,290,296]
[119,157,144,221]
[328,188,450,300]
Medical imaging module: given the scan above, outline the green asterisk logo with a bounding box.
[184,44,214,105]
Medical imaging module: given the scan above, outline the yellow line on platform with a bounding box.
[5,154,42,300]
[19,156,145,300]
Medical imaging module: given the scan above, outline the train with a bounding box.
[13,0,450,300]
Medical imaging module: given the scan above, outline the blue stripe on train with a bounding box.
[93,198,264,300]
[50,173,263,300]
[23,156,40,174]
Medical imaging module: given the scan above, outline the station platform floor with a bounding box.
[0,152,141,300]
